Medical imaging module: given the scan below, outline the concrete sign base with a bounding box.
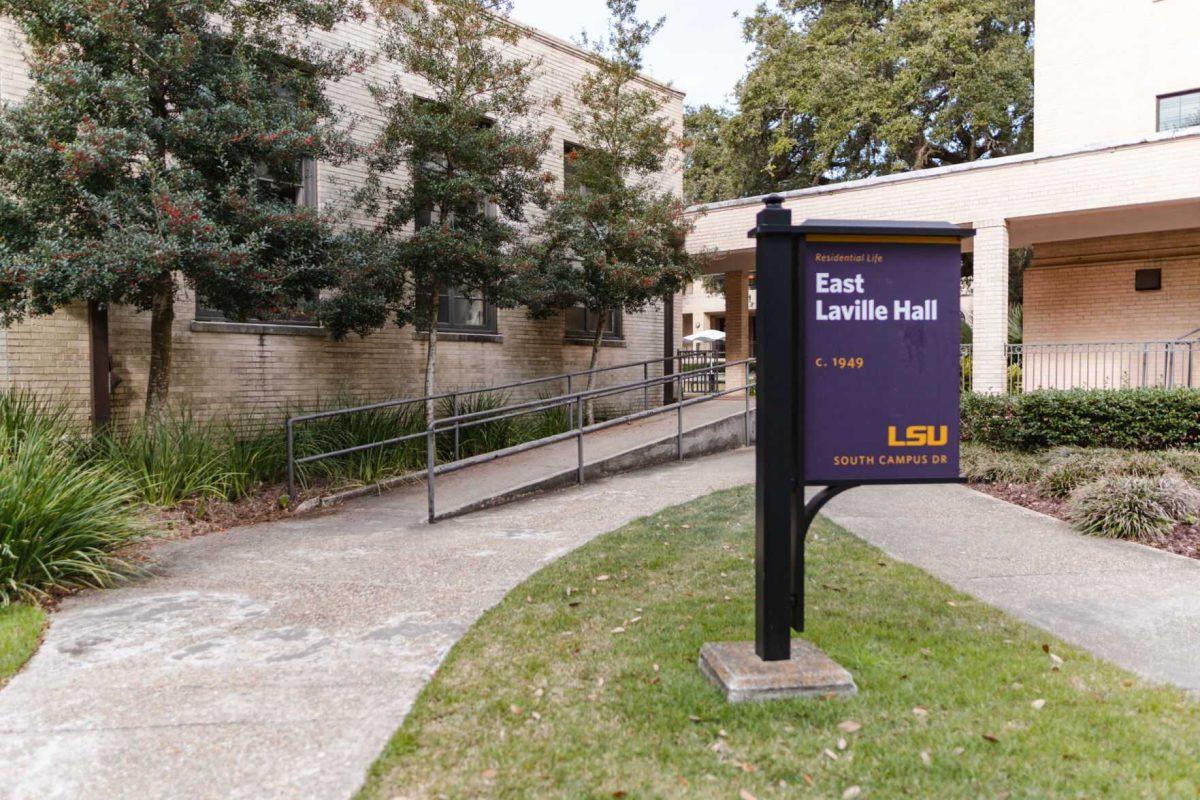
[699,639,858,702]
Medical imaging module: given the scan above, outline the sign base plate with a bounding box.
[698,640,857,703]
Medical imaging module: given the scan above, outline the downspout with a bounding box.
[88,301,112,430]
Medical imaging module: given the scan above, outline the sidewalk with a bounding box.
[5,451,1200,799]
[0,449,756,800]
[819,483,1200,692]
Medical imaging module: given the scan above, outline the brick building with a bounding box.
[685,0,1200,394]
[0,14,685,424]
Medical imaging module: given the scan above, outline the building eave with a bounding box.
[507,17,686,101]
[686,126,1200,215]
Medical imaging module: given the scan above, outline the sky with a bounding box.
[510,0,764,110]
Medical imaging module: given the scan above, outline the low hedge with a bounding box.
[962,389,1200,452]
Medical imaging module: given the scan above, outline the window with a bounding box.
[563,142,590,194]
[565,307,622,340]
[195,157,319,326]
[1135,268,1162,291]
[1158,89,1200,132]
[255,159,318,207]
[415,202,499,334]
[437,285,497,333]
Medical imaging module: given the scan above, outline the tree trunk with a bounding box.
[583,313,606,425]
[424,313,439,427]
[145,273,175,417]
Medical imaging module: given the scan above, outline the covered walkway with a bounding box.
[688,128,1200,393]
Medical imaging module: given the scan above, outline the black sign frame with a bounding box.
[749,196,975,662]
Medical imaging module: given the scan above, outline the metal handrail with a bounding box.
[286,352,690,425]
[285,351,713,493]
[422,357,756,521]
[285,356,757,518]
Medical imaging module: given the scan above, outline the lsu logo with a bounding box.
[888,425,949,447]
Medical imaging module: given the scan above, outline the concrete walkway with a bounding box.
[0,449,756,800]
[820,484,1200,692]
[5,450,1200,799]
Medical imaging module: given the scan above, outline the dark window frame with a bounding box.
[563,141,593,195]
[195,156,320,326]
[1157,88,1200,132]
[565,306,623,341]
[436,284,498,334]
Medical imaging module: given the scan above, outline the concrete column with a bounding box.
[724,270,750,390]
[971,221,1010,394]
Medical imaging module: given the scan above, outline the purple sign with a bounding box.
[803,237,961,483]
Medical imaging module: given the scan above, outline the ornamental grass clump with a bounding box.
[961,444,1041,484]
[1118,452,1171,478]
[92,413,233,506]
[0,392,143,604]
[1068,475,1200,540]
[1035,448,1120,499]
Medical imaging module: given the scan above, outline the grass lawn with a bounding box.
[358,486,1200,800]
[0,605,45,686]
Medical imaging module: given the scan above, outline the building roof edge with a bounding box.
[687,127,1200,215]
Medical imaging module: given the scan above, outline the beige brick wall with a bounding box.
[1035,0,1200,152]
[0,308,92,418]
[1025,228,1200,344]
[0,14,685,423]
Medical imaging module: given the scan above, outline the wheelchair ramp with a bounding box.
[303,398,754,521]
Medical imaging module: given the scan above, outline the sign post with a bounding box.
[700,196,973,701]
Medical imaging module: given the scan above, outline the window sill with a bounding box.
[564,336,627,348]
[414,330,503,344]
[190,321,326,337]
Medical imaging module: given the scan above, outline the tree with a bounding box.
[520,0,697,421]
[0,0,363,415]
[322,0,552,422]
[682,104,768,206]
[685,0,1034,203]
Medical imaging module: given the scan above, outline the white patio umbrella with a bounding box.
[683,330,726,344]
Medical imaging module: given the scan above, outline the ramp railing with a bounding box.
[286,355,756,520]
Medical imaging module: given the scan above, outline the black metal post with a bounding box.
[286,418,295,500]
[663,291,676,405]
[753,196,799,662]
[791,484,857,631]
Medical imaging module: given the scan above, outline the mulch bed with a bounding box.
[147,483,301,540]
[972,481,1200,561]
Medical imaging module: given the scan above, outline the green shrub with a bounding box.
[961,444,1041,484]
[1158,449,1200,480]
[0,416,143,604]
[92,413,233,505]
[1068,475,1199,540]
[0,389,78,448]
[221,420,287,499]
[1118,452,1171,478]
[962,389,1200,452]
[437,391,513,461]
[520,398,575,442]
[299,400,426,487]
[1037,458,1107,499]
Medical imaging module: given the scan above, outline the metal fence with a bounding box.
[961,340,1200,393]
[286,353,756,520]
[677,349,722,395]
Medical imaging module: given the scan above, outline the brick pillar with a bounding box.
[972,221,1010,394]
[724,270,750,391]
